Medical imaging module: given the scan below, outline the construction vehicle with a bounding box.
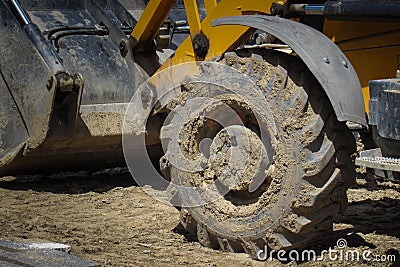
[0,0,399,259]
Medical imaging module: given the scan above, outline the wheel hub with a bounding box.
[205,125,270,193]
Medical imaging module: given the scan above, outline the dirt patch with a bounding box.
[0,170,398,266]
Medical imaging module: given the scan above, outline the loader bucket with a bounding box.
[0,0,200,175]
[0,0,56,169]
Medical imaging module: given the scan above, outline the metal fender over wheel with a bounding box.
[161,49,356,259]
[213,15,367,127]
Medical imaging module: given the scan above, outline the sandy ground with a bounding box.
[0,169,399,266]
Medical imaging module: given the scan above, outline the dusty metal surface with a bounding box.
[0,239,99,267]
[356,148,400,174]
[0,0,207,174]
[0,0,56,166]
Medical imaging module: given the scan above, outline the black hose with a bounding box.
[46,25,135,51]
[323,0,400,22]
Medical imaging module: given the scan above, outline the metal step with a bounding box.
[355,148,400,177]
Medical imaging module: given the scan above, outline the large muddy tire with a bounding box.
[161,49,356,258]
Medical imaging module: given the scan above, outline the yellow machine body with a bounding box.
[324,21,400,114]
[132,0,400,117]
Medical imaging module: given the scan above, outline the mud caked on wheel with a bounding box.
[160,49,355,259]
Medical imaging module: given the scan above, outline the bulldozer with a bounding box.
[0,0,399,259]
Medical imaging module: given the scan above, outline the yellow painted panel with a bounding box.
[324,20,400,115]
[204,0,217,14]
[184,0,202,37]
[161,0,275,69]
[131,0,176,46]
